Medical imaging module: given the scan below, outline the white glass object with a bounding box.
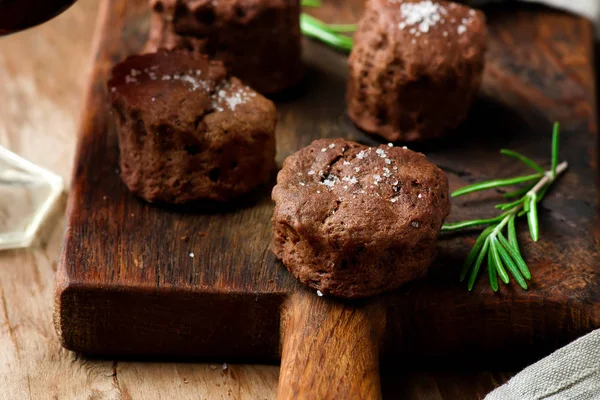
[0,146,63,250]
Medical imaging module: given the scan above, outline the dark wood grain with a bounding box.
[54,0,598,397]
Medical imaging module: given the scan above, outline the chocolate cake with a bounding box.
[146,0,303,94]
[108,51,277,204]
[272,138,451,298]
[347,0,487,142]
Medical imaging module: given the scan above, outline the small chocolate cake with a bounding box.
[347,0,487,142]
[108,51,277,204]
[272,139,450,298]
[146,0,303,94]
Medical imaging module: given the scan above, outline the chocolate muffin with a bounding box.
[146,0,303,94]
[347,0,487,142]
[272,139,450,298]
[108,51,277,204]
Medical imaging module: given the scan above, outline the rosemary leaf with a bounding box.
[496,241,528,290]
[552,122,560,179]
[460,226,494,281]
[528,193,539,241]
[497,232,531,280]
[467,238,490,290]
[507,216,520,255]
[491,239,510,284]
[500,149,544,173]
[523,196,530,212]
[451,173,543,198]
[488,250,499,292]
[441,215,505,231]
[326,24,357,33]
[495,198,525,210]
[301,0,321,7]
[300,14,353,51]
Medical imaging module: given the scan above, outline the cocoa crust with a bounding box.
[272,138,451,298]
[347,0,488,142]
[108,51,277,204]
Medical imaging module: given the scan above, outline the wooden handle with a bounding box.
[278,290,385,400]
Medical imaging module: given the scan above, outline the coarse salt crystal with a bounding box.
[390,196,399,203]
[457,25,467,35]
[385,159,392,165]
[354,167,360,173]
[412,221,420,228]
[329,143,335,149]
[399,1,447,34]
[356,150,367,159]
[321,148,327,152]
[317,290,323,297]
[343,161,351,165]
[342,176,358,185]
[418,193,422,198]
[320,175,339,188]
[388,143,394,147]
[189,253,195,258]
[308,170,315,175]
[299,182,306,186]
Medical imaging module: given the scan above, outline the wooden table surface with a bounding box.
[0,1,595,399]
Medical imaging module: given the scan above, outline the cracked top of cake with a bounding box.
[108,51,262,126]
[272,138,451,249]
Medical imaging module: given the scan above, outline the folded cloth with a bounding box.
[467,0,599,29]
[485,329,600,400]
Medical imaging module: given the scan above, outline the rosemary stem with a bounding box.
[527,160,568,196]
[489,160,568,238]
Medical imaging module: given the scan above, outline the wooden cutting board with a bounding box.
[54,0,599,398]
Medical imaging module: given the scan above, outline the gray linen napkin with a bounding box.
[485,329,600,399]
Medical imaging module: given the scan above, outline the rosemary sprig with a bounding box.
[300,0,356,52]
[442,123,568,291]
